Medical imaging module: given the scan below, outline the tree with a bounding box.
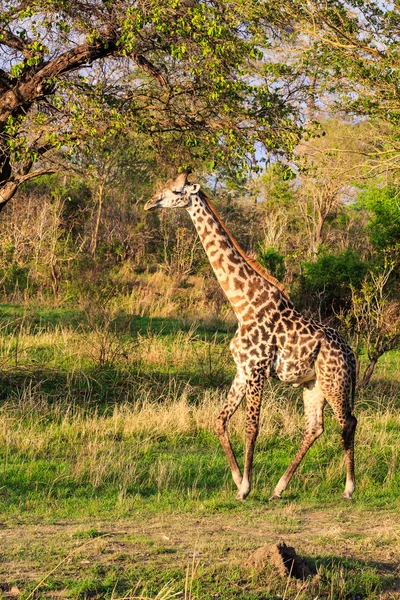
[358,184,400,255]
[274,2,400,178]
[301,249,369,318]
[343,261,400,387]
[295,119,370,258]
[68,131,164,266]
[0,0,306,211]
[69,133,157,257]
[251,163,298,254]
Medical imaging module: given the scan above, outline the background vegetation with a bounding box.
[0,1,400,599]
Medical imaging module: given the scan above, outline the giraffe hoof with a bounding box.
[342,493,353,501]
[269,492,282,501]
[236,491,248,502]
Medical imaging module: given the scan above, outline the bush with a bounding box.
[299,249,369,317]
[358,185,400,253]
[257,245,286,281]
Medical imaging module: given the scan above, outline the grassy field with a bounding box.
[0,301,399,599]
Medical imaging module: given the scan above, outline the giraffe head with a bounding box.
[144,172,200,211]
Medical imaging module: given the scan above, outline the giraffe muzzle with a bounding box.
[144,198,160,211]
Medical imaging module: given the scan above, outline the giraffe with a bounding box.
[144,172,357,502]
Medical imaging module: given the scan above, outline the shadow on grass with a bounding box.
[0,302,235,337]
[0,362,233,409]
[306,553,399,598]
[2,301,399,407]
[1,365,399,414]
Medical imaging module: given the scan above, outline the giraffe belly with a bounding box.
[273,356,316,385]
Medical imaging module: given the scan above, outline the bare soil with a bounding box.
[0,506,399,596]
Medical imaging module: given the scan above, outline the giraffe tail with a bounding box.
[350,353,357,412]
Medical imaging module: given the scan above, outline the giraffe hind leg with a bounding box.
[270,379,325,500]
[316,353,357,500]
[328,396,357,499]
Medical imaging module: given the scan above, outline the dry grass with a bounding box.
[0,375,399,502]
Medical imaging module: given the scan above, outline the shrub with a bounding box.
[299,249,369,317]
[358,185,400,253]
[257,245,286,281]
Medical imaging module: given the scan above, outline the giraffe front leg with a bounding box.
[216,372,246,490]
[236,371,264,501]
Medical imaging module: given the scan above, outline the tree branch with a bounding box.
[19,167,57,183]
[132,53,168,87]
[0,27,33,57]
[0,166,57,211]
[0,37,118,127]
[0,35,169,130]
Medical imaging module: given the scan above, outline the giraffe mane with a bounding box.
[200,192,291,300]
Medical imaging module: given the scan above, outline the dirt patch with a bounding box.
[0,507,399,597]
[247,542,313,579]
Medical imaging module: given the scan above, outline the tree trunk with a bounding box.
[312,213,325,259]
[360,356,379,387]
[91,184,105,256]
[0,181,18,211]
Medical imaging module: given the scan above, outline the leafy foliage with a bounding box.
[358,185,400,253]
[301,250,369,315]
[274,1,400,176]
[342,261,400,386]
[0,0,307,208]
[257,245,286,281]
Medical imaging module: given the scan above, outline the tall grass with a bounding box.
[0,373,399,514]
[0,301,399,520]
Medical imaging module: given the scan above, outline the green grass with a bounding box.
[26,559,384,600]
[0,405,399,523]
[0,301,399,598]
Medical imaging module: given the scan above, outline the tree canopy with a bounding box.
[276,1,400,176]
[0,0,309,210]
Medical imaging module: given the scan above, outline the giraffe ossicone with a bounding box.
[144,172,357,502]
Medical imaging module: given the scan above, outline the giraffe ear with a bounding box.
[172,172,188,193]
[188,183,200,195]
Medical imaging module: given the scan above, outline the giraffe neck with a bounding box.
[187,191,288,321]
